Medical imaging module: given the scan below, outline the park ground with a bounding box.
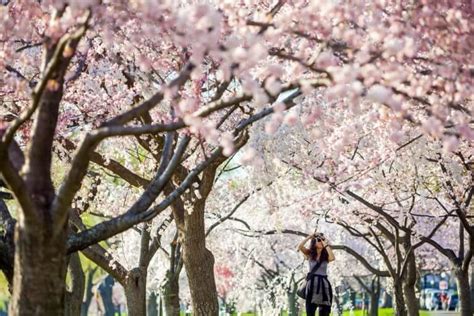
[223,309,460,316]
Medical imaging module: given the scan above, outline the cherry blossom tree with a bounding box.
[249,119,472,316]
[0,1,312,314]
[1,1,473,315]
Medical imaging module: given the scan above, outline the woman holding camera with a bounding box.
[298,233,336,316]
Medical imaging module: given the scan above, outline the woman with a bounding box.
[298,232,335,316]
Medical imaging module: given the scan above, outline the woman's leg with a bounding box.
[317,304,331,316]
[305,299,317,316]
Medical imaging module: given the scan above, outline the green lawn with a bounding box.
[186,308,441,316]
[341,308,394,316]
[341,308,433,316]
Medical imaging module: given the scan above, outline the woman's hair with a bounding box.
[309,238,329,262]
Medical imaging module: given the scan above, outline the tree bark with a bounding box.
[286,281,299,316]
[182,198,219,316]
[9,223,68,315]
[470,261,474,309]
[454,268,473,316]
[369,276,380,316]
[333,292,342,316]
[98,275,116,316]
[350,289,356,307]
[65,253,85,316]
[4,19,87,315]
[81,267,97,316]
[123,268,147,316]
[8,70,68,315]
[402,251,419,316]
[369,291,378,316]
[380,290,392,308]
[163,270,180,316]
[0,198,15,291]
[392,280,407,316]
[147,291,159,316]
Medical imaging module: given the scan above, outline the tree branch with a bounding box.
[81,244,128,282]
[65,136,203,252]
[330,245,390,277]
[1,17,89,148]
[345,190,403,231]
[59,136,150,188]
[103,63,194,127]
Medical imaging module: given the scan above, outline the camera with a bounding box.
[313,233,325,242]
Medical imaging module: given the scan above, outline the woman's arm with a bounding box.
[322,239,335,262]
[297,234,314,258]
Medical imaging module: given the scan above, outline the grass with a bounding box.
[179,308,445,316]
[342,308,395,316]
[331,309,437,316]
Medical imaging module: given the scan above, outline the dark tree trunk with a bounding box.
[167,158,230,316]
[163,269,180,316]
[182,199,219,316]
[124,268,147,316]
[99,275,116,316]
[9,222,68,315]
[402,251,419,316]
[454,268,473,316]
[287,281,299,316]
[0,199,15,291]
[333,291,342,316]
[350,289,356,307]
[159,295,164,316]
[380,290,392,308]
[393,280,407,316]
[147,291,159,316]
[402,281,419,316]
[362,292,368,314]
[81,267,97,316]
[65,253,85,316]
[369,291,379,316]
[470,261,474,308]
[369,276,380,316]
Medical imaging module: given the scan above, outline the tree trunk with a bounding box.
[333,292,342,316]
[470,261,474,309]
[182,199,219,316]
[287,282,299,316]
[454,268,473,316]
[163,270,180,316]
[402,281,419,316]
[392,281,407,316]
[369,276,380,316]
[369,291,378,316]
[65,253,85,316]
[124,268,147,316]
[402,252,419,316]
[81,267,97,316]
[147,291,159,316]
[0,199,15,291]
[99,275,116,316]
[380,290,392,308]
[9,223,68,315]
[350,289,356,307]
